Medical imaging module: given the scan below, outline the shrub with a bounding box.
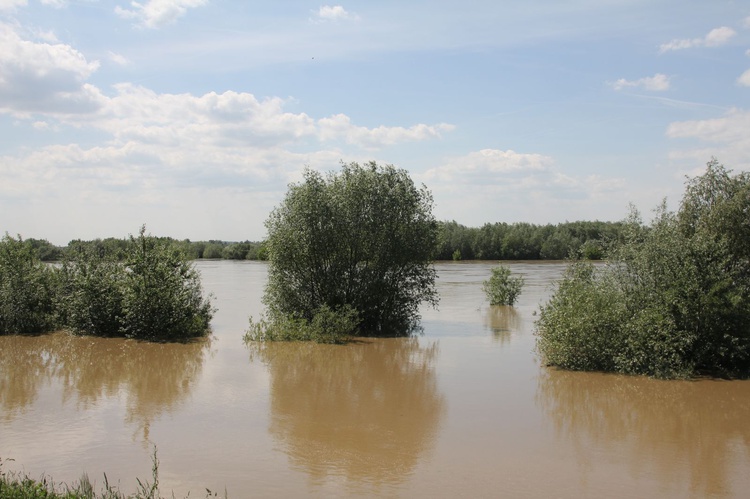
[57,226,214,341]
[0,234,57,335]
[119,226,215,341]
[536,160,750,378]
[58,243,126,337]
[245,305,360,344]
[260,161,438,341]
[482,264,524,306]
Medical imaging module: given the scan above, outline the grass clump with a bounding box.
[244,305,359,344]
[0,450,226,499]
[482,264,524,306]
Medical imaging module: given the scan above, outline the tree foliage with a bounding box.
[119,226,215,340]
[536,160,750,378]
[0,234,57,334]
[260,161,439,339]
[483,264,524,306]
[435,219,621,261]
[15,226,216,341]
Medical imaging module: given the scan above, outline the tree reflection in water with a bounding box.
[248,338,446,491]
[537,368,750,497]
[0,332,211,442]
[483,305,520,343]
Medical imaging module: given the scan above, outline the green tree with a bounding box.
[58,228,214,341]
[536,160,750,378]
[0,234,57,334]
[58,242,126,337]
[120,226,215,341]
[483,264,524,306]
[260,161,439,339]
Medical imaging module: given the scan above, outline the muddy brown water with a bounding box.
[1,261,749,497]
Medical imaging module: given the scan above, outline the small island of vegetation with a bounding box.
[245,161,439,343]
[536,160,750,379]
[0,226,214,341]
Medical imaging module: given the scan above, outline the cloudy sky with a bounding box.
[1,0,749,244]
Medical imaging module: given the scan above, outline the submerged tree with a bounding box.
[59,226,214,341]
[536,159,750,378]
[255,161,439,340]
[483,264,524,306]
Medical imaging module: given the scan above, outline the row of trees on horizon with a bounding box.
[20,219,624,263]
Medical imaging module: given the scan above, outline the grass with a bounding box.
[0,449,226,499]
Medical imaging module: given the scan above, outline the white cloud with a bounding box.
[108,51,131,66]
[115,0,208,29]
[667,108,750,168]
[422,149,554,184]
[611,73,670,91]
[659,26,736,53]
[0,0,26,11]
[314,5,359,22]
[40,0,67,8]
[318,114,452,149]
[744,16,750,29]
[738,69,750,87]
[416,149,627,225]
[0,22,103,116]
[667,108,750,142]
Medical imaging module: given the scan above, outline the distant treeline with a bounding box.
[27,237,268,262]
[436,220,625,260]
[25,219,624,262]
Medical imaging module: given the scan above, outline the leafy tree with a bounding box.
[58,226,214,341]
[202,242,224,259]
[0,234,57,334]
[536,160,750,378]
[483,264,524,306]
[58,242,126,337]
[120,226,215,341]
[260,161,439,339]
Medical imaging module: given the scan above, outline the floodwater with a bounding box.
[1,261,749,498]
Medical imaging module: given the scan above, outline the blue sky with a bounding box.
[1,0,749,244]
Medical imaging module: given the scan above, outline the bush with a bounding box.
[482,264,524,306]
[536,160,750,378]
[58,243,126,337]
[245,305,359,344]
[58,226,214,341]
[119,227,215,341]
[259,161,438,341]
[0,234,57,335]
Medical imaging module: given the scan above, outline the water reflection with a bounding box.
[0,332,211,441]
[483,305,520,343]
[249,338,446,489]
[537,369,750,497]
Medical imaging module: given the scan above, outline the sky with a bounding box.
[1,0,749,245]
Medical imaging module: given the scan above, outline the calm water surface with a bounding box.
[1,261,749,497]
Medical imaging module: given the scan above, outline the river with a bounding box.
[1,261,749,497]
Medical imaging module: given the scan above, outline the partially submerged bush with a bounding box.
[0,234,57,335]
[536,160,750,378]
[258,162,439,342]
[245,305,359,344]
[119,227,214,341]
[58,243,126,337]
[58,226,214,341]
[482,264,524,306]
